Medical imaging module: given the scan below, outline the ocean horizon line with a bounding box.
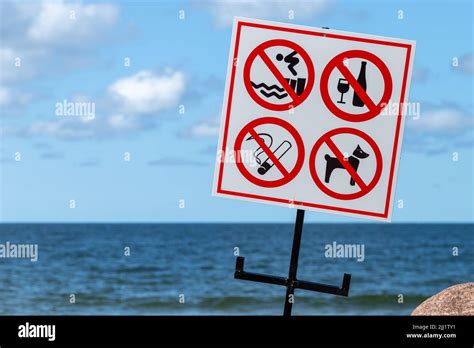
[0,221,472,225]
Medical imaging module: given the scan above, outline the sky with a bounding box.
[0,0,473,223]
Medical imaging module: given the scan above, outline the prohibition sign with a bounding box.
[309,127,383,200]
[243,39,315,111]
[234,117,304,188]
[320,50,393,122]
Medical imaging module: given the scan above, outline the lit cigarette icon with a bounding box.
[257,140,292,175]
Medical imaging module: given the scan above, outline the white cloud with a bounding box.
[0,86,12,106]
[0,1,120,110]
[404,105,473,155]
[454,52,473,75]
[0,47,16,63]
[0,125,18,137]
[0,85,30,107]
[412,66,430,83]
[191,123,220,137]
[107,114,143,130]
[148,157,206,166]
[27,1,118,45]
[24,115,139,140]
[23,112,152,140]
[199,0,329,27]
[0,1,120,85]
[0,46,47,83]
[0,47,19,82]
[181,115,220,138]
[408,107,473,133]
[108,70,186,114]
[28,120,94,139]
[2,69,187,140]
[1,2,185,140]
[189,120,220,137]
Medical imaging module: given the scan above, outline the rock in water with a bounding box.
[412,283,474,315]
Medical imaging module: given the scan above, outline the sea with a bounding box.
[0,223,472,315]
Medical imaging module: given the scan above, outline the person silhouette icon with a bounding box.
[276,51,299,76]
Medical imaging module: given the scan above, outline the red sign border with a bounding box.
[243,39,315,111]
[320,50,393,122]
[309,128,383,200]
[216,20,413,219]
[234,117,305,188]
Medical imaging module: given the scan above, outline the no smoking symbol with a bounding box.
[320,50,393,122]
[309,128,383,200]
[234,117,305,188]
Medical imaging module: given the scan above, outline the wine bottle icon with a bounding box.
[352,61,367,107]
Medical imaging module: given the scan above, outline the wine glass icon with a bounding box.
[337,78,349,104]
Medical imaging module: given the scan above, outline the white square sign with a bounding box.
[213,18,416,221]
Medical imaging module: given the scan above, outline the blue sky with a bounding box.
[0,0,472,222]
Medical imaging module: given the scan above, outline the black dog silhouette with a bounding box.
[324,145,369,186]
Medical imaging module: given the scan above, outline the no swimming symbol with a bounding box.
[243,39,315,111]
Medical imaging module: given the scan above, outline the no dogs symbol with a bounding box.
[309,128,383,200]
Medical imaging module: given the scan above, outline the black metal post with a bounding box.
[234,208,351,316]
[283,209,305,316]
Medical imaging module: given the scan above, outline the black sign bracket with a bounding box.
[234,209,351,316]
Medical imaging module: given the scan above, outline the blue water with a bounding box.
[0,224,472,315]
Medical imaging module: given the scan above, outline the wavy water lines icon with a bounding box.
[250,81,288,99]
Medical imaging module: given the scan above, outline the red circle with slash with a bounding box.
[320,50,392,122]
[234,117,304,188]
[309,128,383,200]
[243,39,315,111]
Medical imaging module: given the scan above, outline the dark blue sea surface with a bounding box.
[0,223,472,315]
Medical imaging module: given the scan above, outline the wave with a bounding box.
[250,81,286,92]
[251,81,288,99]
[1,293,429,314]
[194,294,428,309]
[259,90,288,99]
